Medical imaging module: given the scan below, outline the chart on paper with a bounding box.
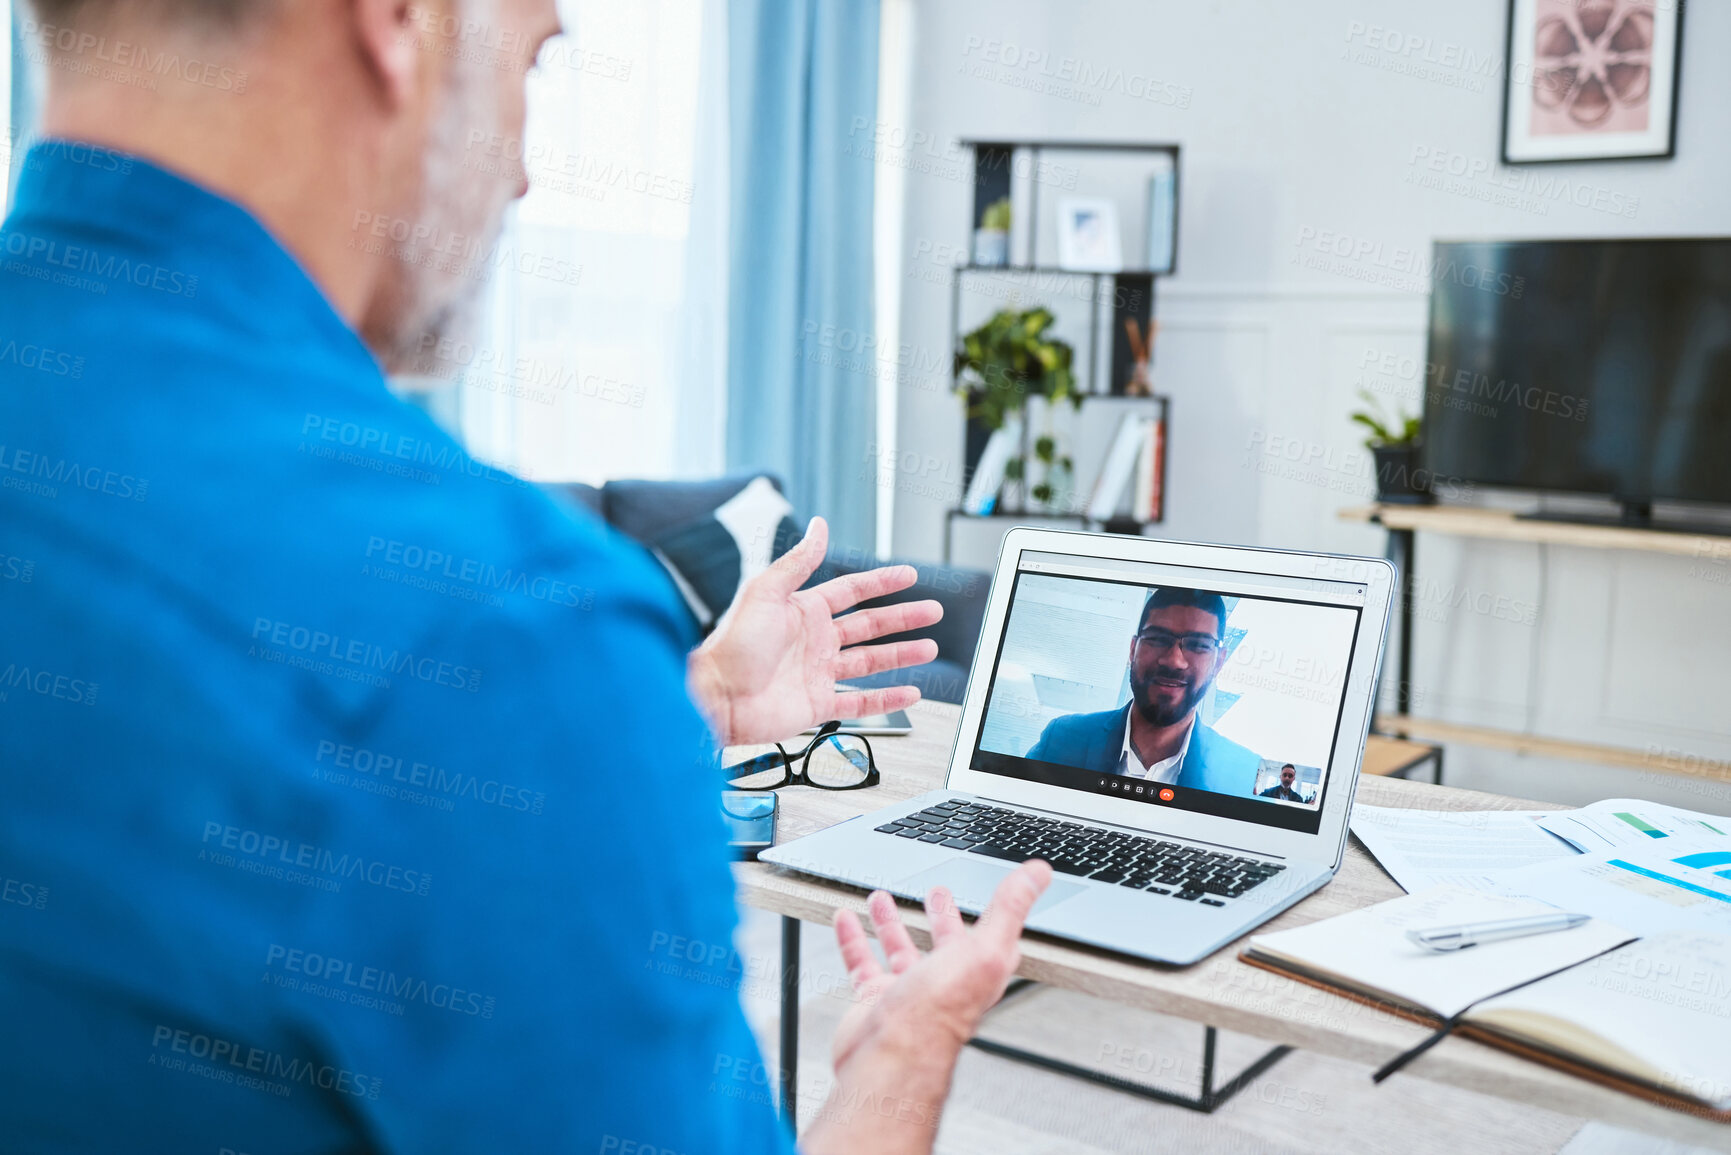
[1497,846,1731,937]
[1672,849,1731,881]
[1536,799,1731,856]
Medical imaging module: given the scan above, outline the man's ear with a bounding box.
[349,0,422,108]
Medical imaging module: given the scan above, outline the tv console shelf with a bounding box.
[1340,503,1731,785]
[1342,503,1722,557]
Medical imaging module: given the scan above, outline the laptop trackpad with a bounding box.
[896,859,1084,916]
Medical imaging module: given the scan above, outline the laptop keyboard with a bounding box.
[875,800,1286,906]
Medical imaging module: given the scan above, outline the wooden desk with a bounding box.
[734,700,1731,1150]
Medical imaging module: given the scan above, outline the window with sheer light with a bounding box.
[3,0,15,210]
[453,0,727,486]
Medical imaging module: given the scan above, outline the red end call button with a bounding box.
[1158,788,1175,802]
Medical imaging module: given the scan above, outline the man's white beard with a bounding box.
[378,49,512,375]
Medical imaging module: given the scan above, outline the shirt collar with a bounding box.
[1121,708,1195,778]
[8,139,377,373]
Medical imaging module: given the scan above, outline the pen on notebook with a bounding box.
[1405,911,1591,952]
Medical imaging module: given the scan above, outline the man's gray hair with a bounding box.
[23,0,278,28]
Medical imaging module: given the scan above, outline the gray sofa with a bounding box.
[551,475,988,704]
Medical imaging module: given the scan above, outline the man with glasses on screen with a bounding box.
[0,1,1051,1153]
[1027,587,1261,796]
[1261,763,1314,803]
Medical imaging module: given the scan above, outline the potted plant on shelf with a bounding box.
[973,196,1011,267]
[1350,390,1433,505]
[955,307,1079,512]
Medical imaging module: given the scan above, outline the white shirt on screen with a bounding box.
[1118,712,1194,784]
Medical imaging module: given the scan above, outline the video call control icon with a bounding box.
[1097,778,1173,802]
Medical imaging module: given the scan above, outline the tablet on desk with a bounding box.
[801,710,912,737]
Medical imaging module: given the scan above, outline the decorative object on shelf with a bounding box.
[1145,153,1178,274]
[1122,318,1157,396]
[973,196,1011,267]
[1501,0,1682,164]
[1351,390,1433,506]
[955,307,1079,512]
[1055,196,1122,272]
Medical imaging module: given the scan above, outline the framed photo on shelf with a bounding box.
[1501,0,1683,164]
[1055,197,1122,272]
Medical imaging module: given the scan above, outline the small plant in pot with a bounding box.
[973,196,1011,267]
[1350,390,1433,505]
[956,307,1079,510]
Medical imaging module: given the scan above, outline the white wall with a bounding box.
[885,0,1731,810]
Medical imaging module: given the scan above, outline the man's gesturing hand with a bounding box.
[801,861,1054,1154]
[686,517,943,747]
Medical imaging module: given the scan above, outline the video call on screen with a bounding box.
[971,570,1362,835]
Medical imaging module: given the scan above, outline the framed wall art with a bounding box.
[1501,0,1683,164]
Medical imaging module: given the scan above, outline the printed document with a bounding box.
[1352,804,1578,893]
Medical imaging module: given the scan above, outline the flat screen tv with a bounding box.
[1421,238,1731,526]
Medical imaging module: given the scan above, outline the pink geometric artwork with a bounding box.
[1528,0,1655,137]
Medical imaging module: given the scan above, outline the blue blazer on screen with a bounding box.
[1026,704,1261,797]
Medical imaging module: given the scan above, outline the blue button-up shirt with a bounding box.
[0,141,791,1154]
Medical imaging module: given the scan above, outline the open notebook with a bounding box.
[1242,886,1731,1115]
[1466,931,1731,1114]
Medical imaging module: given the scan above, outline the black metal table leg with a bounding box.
[1200,1022,1216,1098]
[965,983,1293,1113]
[1199,1028,1295,1109]
[779,916,800,1135]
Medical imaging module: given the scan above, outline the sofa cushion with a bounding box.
[648,476,802,631]
[602,474,782,544]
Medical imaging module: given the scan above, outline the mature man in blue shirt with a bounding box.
[0,1,1051,1151]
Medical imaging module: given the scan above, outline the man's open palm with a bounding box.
[688,517,943,746]
[831,863,1052,1069]
[799,863,1054,1155]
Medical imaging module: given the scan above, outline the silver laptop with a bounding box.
[761,528,1395,965]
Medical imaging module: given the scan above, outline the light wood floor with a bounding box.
[736,910,1713,1155]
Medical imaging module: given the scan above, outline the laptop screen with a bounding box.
[968,551,1368,835]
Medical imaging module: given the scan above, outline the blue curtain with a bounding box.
[8,3,35,207]
[727,0,880,554]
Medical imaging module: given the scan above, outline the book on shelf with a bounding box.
[1132,420,1154,523]
[1085,414,1149,520]
[1086,410,1166,524]
[1241,885,1731,1118]
[1148,415,1165,521]
[1132,416,1165,523]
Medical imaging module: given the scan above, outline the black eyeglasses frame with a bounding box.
[721,721,880,792]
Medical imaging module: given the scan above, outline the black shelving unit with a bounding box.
[946,140,1179,565]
